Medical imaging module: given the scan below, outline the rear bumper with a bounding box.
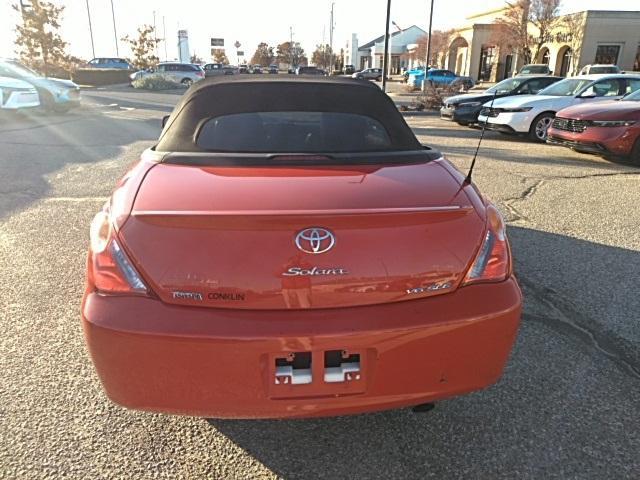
[82,278,522,418]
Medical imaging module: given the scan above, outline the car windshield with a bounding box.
[538,78,592,96]
[487,77,527,94]
[196,111,392,153]
[622,89,640,101]
[0,61,41,78]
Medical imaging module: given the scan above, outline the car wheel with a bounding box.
[628,138,640,166]
[38,90,64,114]
[52,103,71,113]
[181,78,193,87]
[529,112,555,142]
[456,121,469,126]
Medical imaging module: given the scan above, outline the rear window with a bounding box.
[590,66,618,74]
[521,65,548,74]
[196,111,392,152]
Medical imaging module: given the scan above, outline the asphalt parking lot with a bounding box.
[1,87,639,479]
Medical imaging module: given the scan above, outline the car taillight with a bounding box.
[87,208,148,294]
[196,71,204,77]
[462,205,511,285]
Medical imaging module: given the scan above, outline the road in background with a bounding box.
[1,88,638,479]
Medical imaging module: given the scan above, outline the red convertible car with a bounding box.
[547,88,640,164]
[82,76,522,418]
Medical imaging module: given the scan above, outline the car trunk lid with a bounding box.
[119,159,485,309]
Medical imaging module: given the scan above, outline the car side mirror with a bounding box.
[161,115,169,128]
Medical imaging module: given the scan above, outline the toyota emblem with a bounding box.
[295,228,335,254]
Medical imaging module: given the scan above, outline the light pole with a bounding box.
[381,0,391,91]
[163,16,168,60]
[290,26,294,70]
[153,10,159,60]
[422,0,435,92]
[110,0,119,56]
[85,0,96,59]
[329,2,335,73]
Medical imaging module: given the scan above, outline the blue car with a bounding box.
[408,68,474,90]
[87,57,132,70]
[0,59,81,113]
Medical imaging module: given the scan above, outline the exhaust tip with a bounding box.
[411,402,435,413]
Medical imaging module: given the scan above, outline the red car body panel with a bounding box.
[121,159,485,310]
[548,100,640,156]
[82,277,521,418]
[82,78,522,418]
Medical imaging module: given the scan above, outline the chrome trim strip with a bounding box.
[132,205,472,216]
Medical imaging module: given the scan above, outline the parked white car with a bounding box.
[0,76,40,110]
[578,64,621,75]
[477,74,640,141]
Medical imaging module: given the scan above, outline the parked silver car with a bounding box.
[352,68,383,81]
[130,62,205,86]
[0,76,40,111]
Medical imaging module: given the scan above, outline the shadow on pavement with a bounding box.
[207,226,640,479]
[0,109,160,220]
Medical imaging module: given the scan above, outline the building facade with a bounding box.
[352,7,640,81]
[441,8,640,82]
[344,25,427,74]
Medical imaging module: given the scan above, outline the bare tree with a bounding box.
[212,50,229,65]
[432,29,455,68]
[311,44,333,69]
[561,11,585,75]
[122,25,161,70]
[13,0,73,76]
[276,41,307,67]
[493,0,531,62]
[250,42,274,66]
[412,30,454,68]
[530,0,562,58]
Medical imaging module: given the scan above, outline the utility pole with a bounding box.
[153,10,159,60]
[329,2,335,73]
[290,26,294,69]
[85,0,96,59]
[110,0,119,56]
[422,0,435,92]
[382,0,391,91]
[163,16,168,60]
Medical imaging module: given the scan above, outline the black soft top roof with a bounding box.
[156,76,422,152]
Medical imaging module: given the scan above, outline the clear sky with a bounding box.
[1,0,639,62]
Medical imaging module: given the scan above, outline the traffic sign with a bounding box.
[211,38,224,47]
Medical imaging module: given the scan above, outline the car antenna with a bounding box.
[464,88,498,184]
